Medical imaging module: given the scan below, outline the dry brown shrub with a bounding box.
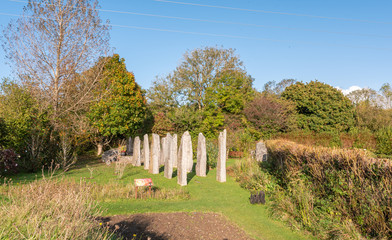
[0,178,113,240]
[266,139,392,239]
[88,181,189,201]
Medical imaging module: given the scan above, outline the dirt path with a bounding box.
[100,212,255,240]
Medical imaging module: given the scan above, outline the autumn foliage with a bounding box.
[88,54,147,137]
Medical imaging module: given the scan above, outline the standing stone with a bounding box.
[140,141,144,164]
[216,129,227,182]
[143,134,150,170]
[126,137,133,156]
[150,134,160,174]
[177,136,183,170]
[164,133,172,164]
[177,132,189,186]
[196,133,207,177]
[171,134,178,168]
[181,131,193,172]
[159,137,166,166]
[163,134,171,166]
[164,133,173,179]
[133,136,141,166]
[256,141,268,162]
[140,149,144,164]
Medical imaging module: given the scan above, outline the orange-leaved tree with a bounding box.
[88,54,147,155]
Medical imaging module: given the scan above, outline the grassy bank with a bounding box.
[1,157,313,240]
[233,139,392,239]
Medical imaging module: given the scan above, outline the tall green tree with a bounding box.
[147,46,255,136]
[88,54,147,155]
[209,70,255,115]
[170,46,245,110]
[282,81,355,132]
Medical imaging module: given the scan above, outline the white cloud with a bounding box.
[336,85,362,95]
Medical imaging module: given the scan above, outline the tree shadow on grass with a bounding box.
[172,169,178,178]
[99,216,169,240]
[187,171,196,183]
[69,154,103,171]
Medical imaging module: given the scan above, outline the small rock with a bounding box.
[102,148,119,164]
[250,191,266,204]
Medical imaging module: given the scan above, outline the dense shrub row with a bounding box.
[265,140,392,239]
[273,128,392,157]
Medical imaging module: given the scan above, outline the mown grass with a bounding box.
[2,156,313,240]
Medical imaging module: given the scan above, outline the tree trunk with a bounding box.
[97,142,103,156]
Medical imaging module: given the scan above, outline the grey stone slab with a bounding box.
[183,131,193,172]
[216,129,227,182]
[126,137,133,156]
[150,134,160,174]
[196,133,207,177]
[164,133,173,179]
[143,134,150,170]
[159,137,165,166]
[133,136,141,166]
[177,132,189,186]
[172,134,178,168]
[256,141,268,162]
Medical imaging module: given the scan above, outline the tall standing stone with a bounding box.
[256,141,268,162]
[196,133,207,177]
[216,129,227,182]
[177,136,183,170]
[126,137,133,156]
[171,134,178,168]
[177,132,189,186]
[140,149,144,165]
[150,134,160,174]
[164,133,173,179]
[183,131,193,172]
[143,134,150,170]
[159,137,166,166]
[133,136,141,166]
[163,134,171,166]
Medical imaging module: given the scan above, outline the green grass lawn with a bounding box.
[7,157,313,240]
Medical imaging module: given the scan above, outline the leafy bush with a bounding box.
[0,149,18,175]
[282,81,355,132]
[376,126,392,155]
[231,158,278,193]
[0,81,54,172]
[206,140,218,168]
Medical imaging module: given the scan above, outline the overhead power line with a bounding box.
[103,24,392,52]
[153,0,392,25]
[7,0,392,39]
[1,11,391,51]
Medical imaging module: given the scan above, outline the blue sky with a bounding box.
[0,0,391,93]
